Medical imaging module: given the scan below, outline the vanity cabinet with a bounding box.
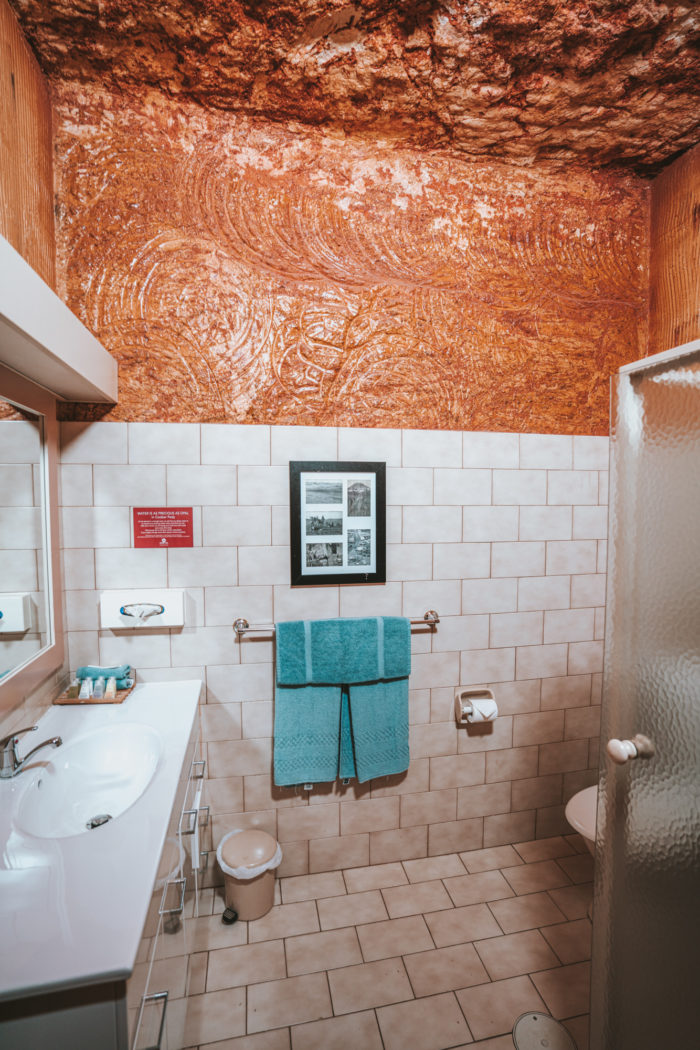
[127,721,207,1050]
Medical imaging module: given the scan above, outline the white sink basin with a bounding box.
[14,722,162,839]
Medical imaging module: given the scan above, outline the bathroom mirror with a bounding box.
[0,363,63,714]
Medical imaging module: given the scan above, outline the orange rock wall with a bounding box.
[54,85,649,433]
[0,0,55,288]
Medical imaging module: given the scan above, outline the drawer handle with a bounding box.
[179,807,197,836]
[191,758,206,780]
[136,989,168,1050]
[159,877,186,917]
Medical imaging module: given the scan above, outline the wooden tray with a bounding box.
[54,684,136,706]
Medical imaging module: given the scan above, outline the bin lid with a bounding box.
[220,829,278,869]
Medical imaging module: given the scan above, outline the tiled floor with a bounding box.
[182,835,593,1050]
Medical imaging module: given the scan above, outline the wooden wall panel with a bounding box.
[650,144,700,355]
[0,0,54,288]
[54,85,649,433]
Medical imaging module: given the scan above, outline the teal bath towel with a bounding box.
[273,617,410,786]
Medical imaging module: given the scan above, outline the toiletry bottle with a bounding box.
[65,677,81,700]
[78,677,93,700]
[105,676,117,700]
[92,676,105,700]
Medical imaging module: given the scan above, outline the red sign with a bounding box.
[133,507,194,548]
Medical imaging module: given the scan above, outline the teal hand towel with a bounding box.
[276,617,410,685]
[76,664,132,681]
[273,684,343,786]
[349,679,409,781]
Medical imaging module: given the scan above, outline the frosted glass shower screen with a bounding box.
[591,344,700,1050]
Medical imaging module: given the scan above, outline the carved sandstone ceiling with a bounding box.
[10,0,700,173]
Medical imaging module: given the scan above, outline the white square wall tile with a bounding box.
[62,507,131,549]
[167,465,237,506]
[547,471,598,506]
[201,424,270,465]
[274,585,341,621]
[64,589,100,632]
[433,544,490,581]
[460,647,515,684]
[93,465,166,506]
[463,432,519,468]
[99,630,172,669]
[434,468,491,506]
[202,506,271,546]
[0,420,42,462]
[386,544,432,582]
[60,422,128,464]
[403,429,462,468]
[517,576,570,612]
[463,506,518,542]
[0,464,34,507]
[337,427,402,466]
[205,585,273,627]
[431,615,489,652]
[598,471,609,505]
[568,640,604,675]
[519,506,572,542]
[386,467,433,506]
[403,506,461,543]
[339,583,402,617]
[403,580,461,618]
[128,423,200,464]
[543,608,595,644]
[207,663,273,703]
[546,541,597,576]
[520,435,572,469]
[270,425,338,464]
[168,547,237,587]
[573,506,608,540]
[239,546,290,586]
[462,578,518,614]
[95,548,168,589]
[573,436,609,470]
[238,466,289,506]
[493,470,547,505]
[570,574,607,608]
[490,612,543,648]
[492,542,545,578]
[410,651,461,689]
[59,464,93,507]
[515,643,568,680]
[62,549,95,590]
[0,549,37,590]
[0,507,40,548]
[171,626,240,667]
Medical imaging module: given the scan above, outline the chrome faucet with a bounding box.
[0,725,62,778]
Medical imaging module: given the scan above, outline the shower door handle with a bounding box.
[606,733,655,764]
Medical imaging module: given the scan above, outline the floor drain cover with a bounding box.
[512,1012,576,1050]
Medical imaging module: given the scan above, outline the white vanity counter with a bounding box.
[0,680,201,1002]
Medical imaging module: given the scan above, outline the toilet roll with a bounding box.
[466,697,498,723]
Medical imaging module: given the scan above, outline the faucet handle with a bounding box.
[0,725,38,750]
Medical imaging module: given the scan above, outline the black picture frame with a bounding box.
[289,461,386,587]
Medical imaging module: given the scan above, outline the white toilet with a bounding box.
[564,784,598,854]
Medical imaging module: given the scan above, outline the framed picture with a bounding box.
[289,461,386,586]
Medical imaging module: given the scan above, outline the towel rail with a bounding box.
[233,610,440,636]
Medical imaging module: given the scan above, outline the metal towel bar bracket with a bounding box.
[233,610,439,636]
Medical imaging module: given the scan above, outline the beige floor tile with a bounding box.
[531,962,590,1019]
[285,927,362,975]
[328,957,413,1014]
[512,836,575,863]
[547,883,593,920]
[201,1031,291,1050]
[402,853,467,882]
[377,991,473,1050]
[290,1009,383,1050]
[207,940,286,991]
[555,853,595,884]
[541,919,592,964]
[459,845,523,873]
[501,860,571,896]
[357,914,434,961]
[457,975,547,1041]
[564,833,589,854]
[444,870,515,907]
[183,988,247,1046]
[488,891,567,934]
[343,861,408,893]
[563,1013,590,1050]
[281,871,346,904]
[425,903,503,947]
[187,951,208,996]
[248,901,320,943]
[404,943,490,997]
[474,930,560,981]
[184,913,248,954]
[248,973,333,1034]
[382,879,454,918]
[468,1037,514,1049]
[317,889,388,930]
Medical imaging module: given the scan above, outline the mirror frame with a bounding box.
[0,361,64,716]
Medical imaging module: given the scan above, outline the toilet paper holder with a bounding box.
[454,687,498,724]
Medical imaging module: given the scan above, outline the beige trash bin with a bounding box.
[216,829,283,921]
